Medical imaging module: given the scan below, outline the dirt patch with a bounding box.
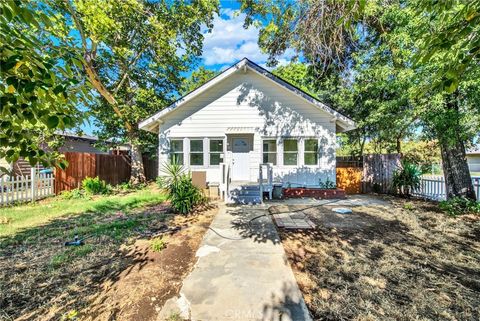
[273,196,480,321]
[0,202,217,321]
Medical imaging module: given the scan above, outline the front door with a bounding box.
[231,137,250,181]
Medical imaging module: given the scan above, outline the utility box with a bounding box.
[272,184,283,199]
[191,171,207,189]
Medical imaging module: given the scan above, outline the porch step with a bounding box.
[229,185,262,205]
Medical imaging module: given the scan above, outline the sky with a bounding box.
[200,3,296,72]
[81,0,295,135]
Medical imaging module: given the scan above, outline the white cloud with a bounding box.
[202,10,296,69]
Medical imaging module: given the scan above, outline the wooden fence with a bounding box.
[362,154,401,194]
[55,152,131,194]
[0,169,54,205]
[412,175,480,201]
[336,154,401,194]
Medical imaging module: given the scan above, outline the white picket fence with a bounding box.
[0,169,54,206]
[412,175,480,201]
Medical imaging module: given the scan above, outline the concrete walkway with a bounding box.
[159,204,311,321]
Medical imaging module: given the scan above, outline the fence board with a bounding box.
[362,154,401,194]
[0,172,54,206]
[143,155,158,181]
[336,167,362,194]
[413,175,480,201]
[55,152,132,194]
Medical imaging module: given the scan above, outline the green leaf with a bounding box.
[46,115,60,128]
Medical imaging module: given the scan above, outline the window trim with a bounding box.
[304,138,319,166]
[283,138,298,166]
[169,139,184,165]
[262,138,277,165]
[209,138,224,166]
[189,139,204,166]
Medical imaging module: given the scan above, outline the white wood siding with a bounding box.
[467,155,480,172]
[157,70,337,185]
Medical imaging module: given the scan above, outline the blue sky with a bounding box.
[81,0,296,135]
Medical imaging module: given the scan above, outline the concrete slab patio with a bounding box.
[158,203,312,321]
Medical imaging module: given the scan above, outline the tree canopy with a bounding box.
[0,1,87,171]
[57,0,219,182]
[245,0,480,199]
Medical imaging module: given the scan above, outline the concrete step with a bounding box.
[230,189,260,196]
[231,195,262,205]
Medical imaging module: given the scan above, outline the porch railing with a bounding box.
[259,163,273,201]
[219,162,231,201]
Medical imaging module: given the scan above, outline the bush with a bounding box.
[151,237,167,252]
[160,162,206,214]
[82,176,109,195]
[319,177,336,189]
[439,197,480,216]
[60,188,84,200]
[392,160,421,196]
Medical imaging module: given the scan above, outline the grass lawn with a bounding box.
[0,185,217,321]
[273,196,480,321]
[0,186,166,238]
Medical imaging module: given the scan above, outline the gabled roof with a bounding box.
[138,58,356,133]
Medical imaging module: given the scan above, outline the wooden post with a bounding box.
[30,167,36,202]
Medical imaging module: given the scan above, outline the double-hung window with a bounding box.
[170,140,183,164]
[262,139,277,165]
[190,139,204,166]
[304,139,319,165]
[283,139,298,165]
[209,139,223,165]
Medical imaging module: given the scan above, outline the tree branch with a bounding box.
[64,0,133,132]
[113,47,148,95]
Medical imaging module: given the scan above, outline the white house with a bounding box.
[467,145,480,174]
[139,58,355,202]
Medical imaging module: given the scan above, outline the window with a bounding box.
[190,139,204,165]
[210,139,223,165]
[170,140,183,164]
[262,139,277,165]
[304,139,319,165]
[283,139,298,165]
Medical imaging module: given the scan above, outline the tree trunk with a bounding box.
[439,138,476,200]
[130,141,146,184]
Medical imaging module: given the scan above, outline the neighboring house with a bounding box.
[139,58,355,201]
[467,145,480,174]
[56,132,130,154]
[4,132,129,177]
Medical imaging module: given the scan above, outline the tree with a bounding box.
[241,0,480,200]
[0,1,87,172]
[181,66,217,94]
[57,0,219,183]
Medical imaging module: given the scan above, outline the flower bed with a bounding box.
[283,187,346,199]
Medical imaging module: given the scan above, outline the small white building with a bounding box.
[139,58,355,202]
[467,145,480,174]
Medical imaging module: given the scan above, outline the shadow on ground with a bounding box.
[276,197,480,321]
[0,197,216,321]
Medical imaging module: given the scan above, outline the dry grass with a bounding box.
[277,196,480,321]
[0,187,217,321]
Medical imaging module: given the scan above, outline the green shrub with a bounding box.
[60,188,84,200]
[82,176,109,195]
[156,176,166,189]
[319,177,336,189]
[161,162,206,214]
[392,160,421,196]
[439,197,480,216]
[151,237,167,252]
